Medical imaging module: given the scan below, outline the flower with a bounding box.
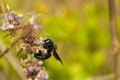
[35,68,49,80]
[20,23,37,44]
[8,24,14,28]
[7,11,23,24]
[0,11,23,30]
[30,14,44,29]
[33,24,43,29]
[0,22,15,30]
[21,58,49,80]
[33,37,44,45]
[0,21,8,30]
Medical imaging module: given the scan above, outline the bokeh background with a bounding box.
[0,0,120,80]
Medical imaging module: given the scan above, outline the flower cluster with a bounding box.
[0,11,23,30]
[0,10,49,80]
[21,59,49,80]
[20,23,47,55]
[19,15,49,80]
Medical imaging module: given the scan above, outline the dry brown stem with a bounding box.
[108,0,120,79]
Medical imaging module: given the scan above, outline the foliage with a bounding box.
[0,0,120,80]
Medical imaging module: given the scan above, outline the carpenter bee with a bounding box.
[34,39,63,65]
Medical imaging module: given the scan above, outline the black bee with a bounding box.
[34,39,63,65]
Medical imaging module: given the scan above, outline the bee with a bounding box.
[34,39,63,65]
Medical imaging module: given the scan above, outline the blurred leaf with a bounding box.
[17,48,23,58]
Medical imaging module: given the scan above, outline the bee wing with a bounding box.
[53,51,63,65]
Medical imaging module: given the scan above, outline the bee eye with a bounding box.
[46,40,50,43]
[44,39,51,44]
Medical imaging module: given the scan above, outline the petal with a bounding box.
[43,71,49,79]
[33,39,40,44]
[18,14,23,19]
[0,22,7,30]
[33,24,44,29]
[40,37,44,43]
[8,24,14,28]
[11,11,17,15]
[30,16,35,25]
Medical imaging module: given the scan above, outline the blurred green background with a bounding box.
[0,0,120,80]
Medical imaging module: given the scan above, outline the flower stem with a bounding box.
[0,0,9,23]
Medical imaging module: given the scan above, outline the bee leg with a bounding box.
[43,52,51,59]
[53,51,63,65]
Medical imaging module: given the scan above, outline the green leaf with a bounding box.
[27,53,33,60]
[3,34,10,39]
[19,59,27,67]
[17,48,23,58]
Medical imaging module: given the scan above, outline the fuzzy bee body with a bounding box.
[34,39,63,65]
[34,50,51,60]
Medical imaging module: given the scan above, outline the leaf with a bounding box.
[19,59,27,67]
[3,34,10,39]
[17,48,23,58]
[27,53,33,60]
